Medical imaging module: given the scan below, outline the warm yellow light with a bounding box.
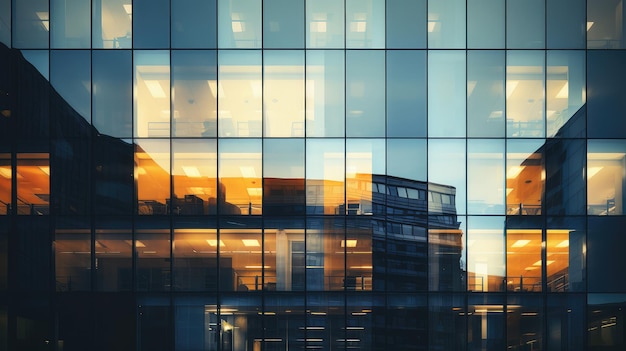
[144,80,166,98]
[310,21,327,33]
[588,166,603,179]
[206,239,225,247]
[0,167,11,179]
[125,240,146,248]
[123,4,132,14]
[555,240,569,248]
[506,81,519,99]
[507,166,526,179]
[242,239,260,247]
[587,22,594,31]
[556,82,569,99]
[245,265,270,269]
[512,239,531,248]
[428,21,437,33]
[341,239,357,248]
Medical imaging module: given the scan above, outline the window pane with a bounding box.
[428,51,466,137]
[172,140,217,215]
[467,0,504,48]
[386,139,426,181]
[588,294,626,349]
[263,218,305,291]
[506,217,543,292]
[133,0,169,48]
[507,295,544,348]
[467,216,505,292]
[547,217,585,292]
[55,218,90,291]
[346,0,384,48]
[468,294,506,350]
[136,140,170,215]
[588,0,626,49]
[218,139,262,215]
[305,50,345,137]
[51,0,90,48]
[428,0,465,48]
[429,139,466,215]
[95,217,132,291]
[467,50,505,137]
[136,220,171,291]
[306,218,345,290]
[306,0,344,48]
[0,0,10,46]
[92,0,131,48]
[588,51,626,138]
[506,139,544,215]
[220,229,262,291]
[387,50,426,137]
[263,0,304,48]
[386,0,426,48]
[134,51,170,138]
[263,51,304,137]
[218,0,261,48]
[17,152,50,215]
[0,153,9,215]
[172,0,216,48]
[507,51,545,137]
[346,139,384,216]
[587,140,626,216]
[13,0,49,48]
[93,50,132,138]
[547,0,585,49]
[306,140,344,215]
[345,219,373,290]
[346,50,385,137]
[218,50,262,137]
[94,138,133,215]
[588,218,626,292]
[172,50,217,137]
[428,218,466,291]
[173,226,218,291]
[50,50,91,123]
[547,294,585,351]
[467,139,505,214]
[545,139,585,215]
[507,0,545,48]
[547,51,586,137]
[263,139,305,216]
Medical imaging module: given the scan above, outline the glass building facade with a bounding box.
[0,0,626,350]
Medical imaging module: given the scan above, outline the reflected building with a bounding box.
[2,1,626,351]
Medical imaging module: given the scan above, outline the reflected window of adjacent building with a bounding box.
[172,140,217,215]
[506,139,544,215]
[547,51,586,137]
[588,0,626,49]
[307,217,345,291]
[346,0,385,48]
[467,139,505,214]
[306,0,344,48]
[429,218,465,292]
[306,140,344,215]
[172,50,217,137]
[55,218,91,291]
[305,50,345,137]
[467,217,505,292]
[218,0,261,48]
[346,139,384,216]
[218,139,262,215]
[136,140,170,215]
[92,0,132,48]
[429,139,466,215]
[51,0,90,48]
[17,153,50,215]
[0,153,10,215]
[506,227,542,292]
[507,51,545,137]
[95,217,132,291]
[588,140,626,216]
[263,139,304,216]
[218,50,262,137]
[263,51,304,137]
[134,51,170,138]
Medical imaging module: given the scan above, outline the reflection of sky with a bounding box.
[429,139,466,214]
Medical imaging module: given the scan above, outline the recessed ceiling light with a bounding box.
[242,239,260,247]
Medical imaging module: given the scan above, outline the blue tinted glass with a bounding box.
[92,0,132,48]
[588,1,626,49]
[386,139,426,181]
[0,0,9,46]
[51,0,90,48]
[306,0,344,48]
[588,51,626,138]
[467,0,504,48]
[172,0,217,48]
[346,0,385,48]
[545,139,585,215]
[467,50,505,137]
[547,50,586,137]
[305,50,345,137]
[263,0,304,48]
[507,0,545,48]
[13,0,49,48]
[21,50,49,79]
[218,0,261,48]
[93,50,132,137]
[428,51,466,137]
[386,0,426,48]
[133,0,169,48]
[467,139,505,214]
[547,0,585,49]
[50,50,90,121]
[428,0,465,48]
[588,218,626,292]
[346,50,385,137]
[429,139,466,215]
[507,51,545,138]
[387,50,426,137]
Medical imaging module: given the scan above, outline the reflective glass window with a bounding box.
[218,0,261,48]
[173,225,218,291]
[507,51,545,137]
[264,51,304,137]
[428,51,466,137]
[95,217,132,291]
[220,229,263,291]
[429,294,466,348]
[507,295,544,348]
[507,0,545,49]
[263,139,305,216]
[588,51,626,138]
[306,0,344,48]
[346,139,384,216]
[218,139,262,215]
[386,0,426,48]
[306,218,345,291]
[547,217,585,292]
[172,50,217,137]
[547,51,586,138]
[263,218,305,291]
[467,139,505,214]
[92,50,132,138]
[51,139,90,215]
[263,294,306,346]
[17,152,50,215]
[589,219,626,293]
[467,0,504,48]
[547,294,585,351]
[134,51,170,138]
[429,217,466,291]
[92,0,132,48]
[545,139,585,215]
[136,139,170,215]
[467,50,505,137]
[50,50,90,122]
[13,0,49,48]
[0,0,10,46]
[506,139,544,215]
[387,294,428,348]
[306,293,345,348]
[94,138,133,215]
[467,216,505,292]
[386,139,426,182]
[172,0,217,48]
[387,50,426,137]
[506,217,543,292]
[305,50,345,137]
[51,0,90,48]
[172,140,217,215]
[588,294,626,349]
[306,140,344,215]
[468,294,505,350]
[587,140,626,216]
[174,296,218,350]
[346,0,384,48]
[218,50,262,137]
[588,0,626,49]
[547,0,585,49]
[429,139,466,215]
[428,0,465,48]
[0,153,9,215]
[346,50,385,137]
[133,0,169,48]
[54,218,91,291]
[136,219,171,291]
[263,0,304,48]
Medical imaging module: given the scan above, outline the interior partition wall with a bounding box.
[1,0,626,350]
